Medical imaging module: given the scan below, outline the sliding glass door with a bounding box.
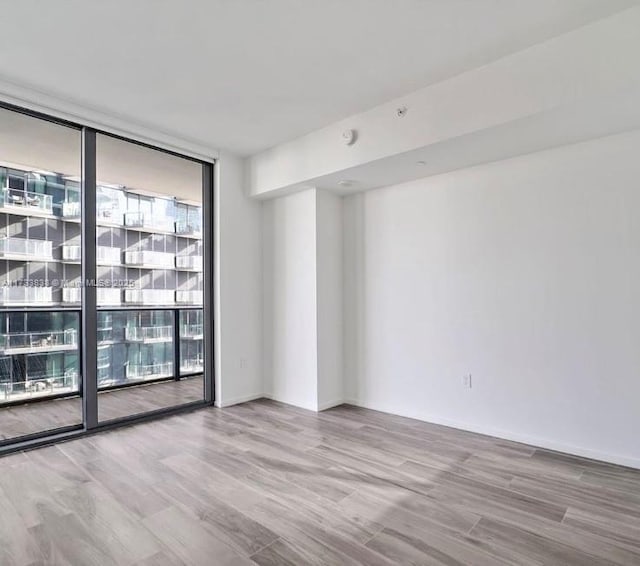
[95,133,206,422]
[0,102,213,450]
[0,106,83,442]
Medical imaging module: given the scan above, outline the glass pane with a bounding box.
[0,311,80,399]
[97,309,173,386]
[96,134,204,422]
[180,309,204,375]
[0,107,82,441]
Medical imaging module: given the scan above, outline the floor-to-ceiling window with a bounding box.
[0,106,83,441]
[95,133,206,421]
[0,103,213,449]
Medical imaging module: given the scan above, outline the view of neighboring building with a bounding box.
[0,162,203,404]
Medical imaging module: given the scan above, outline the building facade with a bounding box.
[0,163,203,404]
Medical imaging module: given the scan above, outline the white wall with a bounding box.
[262,188,345,411]
[215,152,263,406]
[316,190,344,410]
[343,130,640,468]
[263,189,319,410]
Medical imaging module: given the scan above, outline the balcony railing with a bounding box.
[124,250,175,269]
[0,329,77,353]
[98,246,121,265]
[97,365,114,386]
[97,348,111,369]
[63,287,122,305]
[181,359,204,373]
[124,289,175,305]
[62,245,121,265]
[175,256,203,271]
[61,201,81,218]
[126,361,173,380]
[0,237,53,260]
[125,325,173,342]
[181,323,203,339]
[176,290,203,305]
[175,221,202,238]
[124,211,174,233]
[98,288,121,305]
[62,245,81,262]
[0,189,53,215]
[96,206,121,225]
[25,370,78,389]
[97,327,114,343]
[0,370,79,403]
[0,286,53,305]
[62,287,81,303]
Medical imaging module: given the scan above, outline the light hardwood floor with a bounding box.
[0,376,204,440]
[0,399,639,565]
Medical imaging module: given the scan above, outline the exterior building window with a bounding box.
[180,309,204,375]
[96,310,176,388]
[0,311,80,403]
[0,104,209,442]
[1,154,204,402]
[0,150,83,408]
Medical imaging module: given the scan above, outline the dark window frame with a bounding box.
[0,100,215,455]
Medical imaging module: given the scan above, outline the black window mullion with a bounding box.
[81,128,98,429]
[173,308,180,380]
[202,162,214,404]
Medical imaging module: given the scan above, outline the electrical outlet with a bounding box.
[240,358,247,369]
[462,374,472,389]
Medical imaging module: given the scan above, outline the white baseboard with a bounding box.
[318,399,345,411]
[345,398,640,470]
[262,394,318,412]
[217,393,265,408]
[263,394,345,412]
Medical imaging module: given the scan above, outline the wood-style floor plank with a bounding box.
[0,376,203,441]
[0,399,638,565]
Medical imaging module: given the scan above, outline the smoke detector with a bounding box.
[342,129,357,145]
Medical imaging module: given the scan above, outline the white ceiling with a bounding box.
[0,0,636,156]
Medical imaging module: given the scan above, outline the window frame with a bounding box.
[0,100,215,454]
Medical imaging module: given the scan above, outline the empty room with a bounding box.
[0,1,638,564]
